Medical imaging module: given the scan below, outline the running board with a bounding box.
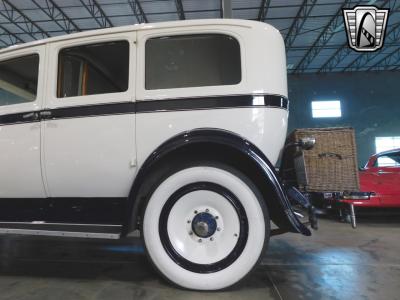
[0,222,122,239]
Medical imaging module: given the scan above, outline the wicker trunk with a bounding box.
[282,127,360,192]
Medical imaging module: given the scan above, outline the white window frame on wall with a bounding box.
[375,136,400,153]
[375,137,400,167]
[311,100,341,118]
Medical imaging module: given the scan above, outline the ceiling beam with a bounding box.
[258,0,271,21]
[79,0,113,28]
[317,47,352,73]
[342,21,400,72]
[175,0,185,20]
[285,0,318,50]
[366,44,400,71]
[318,0,399,73]
[128,0,148,23]
[32,0,80,34]
[0,24,24,47]
[0,0,49,40]
[292,0,361,74]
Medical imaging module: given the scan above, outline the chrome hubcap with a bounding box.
[192,212,217,238]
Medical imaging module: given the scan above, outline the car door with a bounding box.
[0,46,46,198]
[374,154,400,206]
[42,33,137,199]
[388,166,400,206]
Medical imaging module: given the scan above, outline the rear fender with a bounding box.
[124,128,311,236]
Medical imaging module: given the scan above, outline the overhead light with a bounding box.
[311,100,342,118]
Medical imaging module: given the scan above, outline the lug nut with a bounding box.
[205,208,209,212]
[187,220,191,223]
[198,239,202,243]
[217,227,221,231]
[189,231,193,235]
[194,210,198,214]
[234,233,238,237]
[215,216,219,220]
[210,237,214,241]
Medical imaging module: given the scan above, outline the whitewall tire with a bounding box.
[142,162,269,290]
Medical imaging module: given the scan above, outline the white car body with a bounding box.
[0,19,312,290]
[0,19,287,199]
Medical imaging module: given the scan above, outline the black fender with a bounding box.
[124,128,311,236]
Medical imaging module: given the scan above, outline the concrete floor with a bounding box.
[0,216,399,300]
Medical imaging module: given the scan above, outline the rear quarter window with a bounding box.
[145,34,241,90]
[375,154,400,167]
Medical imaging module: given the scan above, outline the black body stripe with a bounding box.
[0,111,40,126]
[135,94,288,113]
[50,102,135,120]
[0,94,288,126]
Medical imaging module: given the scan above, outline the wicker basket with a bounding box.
[282,127,360,192]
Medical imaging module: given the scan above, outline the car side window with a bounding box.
[57,40,129,98]
[375,154,400,167]
[145,34,241,90]
[0,54,39,106]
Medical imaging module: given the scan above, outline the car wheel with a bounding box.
[142,162,269,290]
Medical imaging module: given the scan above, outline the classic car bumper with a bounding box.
[306,191,371,213]
[341,191,372,200]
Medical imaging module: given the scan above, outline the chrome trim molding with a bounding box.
[0,228,120,239]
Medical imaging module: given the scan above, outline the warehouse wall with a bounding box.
[287,70,400,166]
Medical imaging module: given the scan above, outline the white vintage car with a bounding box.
[0,19,314,290]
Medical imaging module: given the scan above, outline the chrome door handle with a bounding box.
[378,170,390,174]
[39,111,52,118]
[22,112,39,120]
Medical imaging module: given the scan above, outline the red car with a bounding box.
[341,148,400,207]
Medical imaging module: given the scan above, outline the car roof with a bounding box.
[374,148,400,157]
[0,19,272,55]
